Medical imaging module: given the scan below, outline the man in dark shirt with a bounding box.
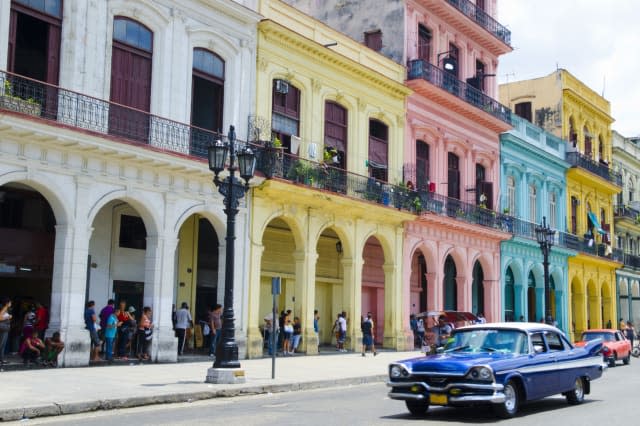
[208,304,222,357]
[84,301,100,361]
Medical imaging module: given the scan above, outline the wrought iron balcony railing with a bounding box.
[614,205,640,222]
[623,252,640,269]
[0,70,227,160]
[446,0,511,45]
[407,59,511,124]
[566,151,622,186]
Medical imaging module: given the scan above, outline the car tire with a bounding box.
[566,377,585,405]
[493,380,519,418]
[608,354,617,368]
[623,353,631,365]
[405,400,429,417]
[632,346,640,358]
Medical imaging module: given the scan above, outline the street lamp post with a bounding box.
[535,216,556,325]
[205,125,256,384]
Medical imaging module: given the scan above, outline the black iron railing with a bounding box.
[407,59,511,124]
[506,216,622,261]
[566,152,622,186]
[624,253,640,269]
[614,205,640,222]
[0,70,226,159]
[446,0,511,45]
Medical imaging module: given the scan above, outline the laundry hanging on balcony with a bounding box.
[587,211,607,235]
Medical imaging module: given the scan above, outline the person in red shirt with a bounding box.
[34,302,49,335]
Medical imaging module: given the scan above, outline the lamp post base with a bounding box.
[205,367,246,384]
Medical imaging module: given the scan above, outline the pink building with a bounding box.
[285,0,513,329]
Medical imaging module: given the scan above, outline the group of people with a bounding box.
[263,308,307,356]
[85,299,153,362]
[173,302,223,357]
[0,296,64,366]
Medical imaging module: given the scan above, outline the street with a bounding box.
[14,356,637,426]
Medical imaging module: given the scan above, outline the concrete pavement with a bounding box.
[0,350,418,421]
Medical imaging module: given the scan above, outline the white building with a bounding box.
[0,0,260,366]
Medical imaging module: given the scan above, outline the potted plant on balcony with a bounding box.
[0,79,41,117]
[258,138,283,179]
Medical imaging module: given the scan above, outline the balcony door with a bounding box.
[109,17,153,143]
[190,48,224,156]
[448,152,460,199]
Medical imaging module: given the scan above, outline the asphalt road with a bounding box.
[14,358,638,426]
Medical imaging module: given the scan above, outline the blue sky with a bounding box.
[498,0,639,137]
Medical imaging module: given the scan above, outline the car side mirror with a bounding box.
[533,344,545,354]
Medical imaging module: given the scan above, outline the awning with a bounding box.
[587,211,607,235]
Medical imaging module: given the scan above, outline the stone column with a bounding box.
[536,287,545,322]
[482,279,500,322]
[426,272,439,311]
[294,249,319,355]
[342,256,363,352]
[246,242,264,359]
[456,276,468,313]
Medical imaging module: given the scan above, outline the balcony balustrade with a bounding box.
[624,252,640,269]
[566,151,622,186]
[407,59,511,124]
[614,205,640,222]
[446,0,511,45]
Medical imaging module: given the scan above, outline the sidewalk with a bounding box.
[0,350,419,421]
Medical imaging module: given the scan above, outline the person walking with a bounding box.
[175,302,193,356]
[0,297,12,365]
[313,310,320,352]
[208,304,222,357]
[361,312,377,357]
[282,312,294,355]
[625,321,635,350]
[337,312,347,352]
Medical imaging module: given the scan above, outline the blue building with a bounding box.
[500,115,575,333]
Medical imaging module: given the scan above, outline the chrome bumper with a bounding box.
[387,380,505,404]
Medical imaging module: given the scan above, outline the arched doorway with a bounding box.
[362,236,385,345]
[315,227,344,347]
[0,183,56,351]
[471,261,484,316]
[410,250,427,314]
[176,215,220,354]
[443,256,457,311]
[549,275,556,322]
[527,271,536,322]
[504,266,515,321]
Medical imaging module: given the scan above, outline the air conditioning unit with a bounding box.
[275,80,289,94]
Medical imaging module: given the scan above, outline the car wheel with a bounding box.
[623,353,631,365]
[609,354,617,368]
[632,346,640,358]
[405,400,429,417]
[566,377,585,405]
[494,380,519,418]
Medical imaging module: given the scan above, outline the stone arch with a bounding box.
[86,189,161,237]
[359,229,394,266]
[442,246,467,279]
[619,279,629,296]
[313,220,353,259]
[255,210,306,252]
[632,281,640,298]
[172,203,226,241]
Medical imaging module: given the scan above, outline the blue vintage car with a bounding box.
[387,323,605,418]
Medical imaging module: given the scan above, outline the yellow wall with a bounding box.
[177,215,198,313]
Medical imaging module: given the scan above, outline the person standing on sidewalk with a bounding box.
[313,310,320,352]
[104,310,117,362]
[361,313,377,357]
[337,312,347,352]
[264,309,279,356]
[291,316,302,354]
[208,304,222,357]
[84,301,100,361]
[0,297,12,365]
[137,307,153,361]
[175,302,193,356]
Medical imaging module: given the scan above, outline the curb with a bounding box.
[0,374,387,421]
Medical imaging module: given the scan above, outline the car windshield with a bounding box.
[581,332,614,342]
[444,329,529,355]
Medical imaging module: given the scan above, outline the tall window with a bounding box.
[584,126,592,158]
[368,119,388,182]
[272,79,300,155]
[598,135,604,162]
[504,267,515,322]
[549,192,557,229]
[528,184,537,222]
[571,197,578,234]
[364,30,382,51]
[629,178,634,203]
[507,175,516,215]
[475,60,485,92]
[324,101,347,169]
[569,118,577,148]
[448,152,460,199]
[191,48,224,156]
[109,17,153,142]
[515,102,532,122]
[475,164,492,209]
[447,43,459,78]
[416,140,430,190]
[418,25,432,61]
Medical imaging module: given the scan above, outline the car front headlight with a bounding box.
[465,366,494,382]
[390,364,409,379]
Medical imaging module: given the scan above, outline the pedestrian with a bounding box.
[313,309,320,351]
[434,315,452,348]
[0,297,12,365]
[415,316,426,348]
[208,304,222,357]
[34,302,49,337]
[291,316,302,353]
[409,314,418,348]
[99,299,115,346]
[21,330,45,366]
[175,302,192,356]
[619,318,626,331]
[476,312,486,324]
[361,313,377,357]
[337,312,347,352]
[104,310,118,362]
[84,300,101,361]
[625,321,635,349]
[331,314,341,351]
[283,312,294,355]
[22,305,36,339]
[116,301,132,359]
[137,306,153,361]
[264,308,279,356]
[43,331,65,367]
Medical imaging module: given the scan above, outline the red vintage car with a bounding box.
[574,329,632,367]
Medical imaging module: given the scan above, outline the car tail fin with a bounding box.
[582,337,603,356]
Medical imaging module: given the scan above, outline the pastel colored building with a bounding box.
[500,70,622,340]
[284,0,513,323]
[246,0,414,357]
[499,114,573,333]
[612,130,640,327]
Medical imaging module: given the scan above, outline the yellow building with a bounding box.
[245,0,414,358]
[500,70,622,339]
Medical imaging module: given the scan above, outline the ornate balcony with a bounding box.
[614,205,640,223]
[623,252,640,269]
[445,0,511,45]
[566,151,622,186]
[407,59,511,130]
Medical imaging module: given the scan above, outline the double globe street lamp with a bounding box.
[535,216,556,325]
[206,125,256,384]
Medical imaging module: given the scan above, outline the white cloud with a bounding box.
[498,0,640,137]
